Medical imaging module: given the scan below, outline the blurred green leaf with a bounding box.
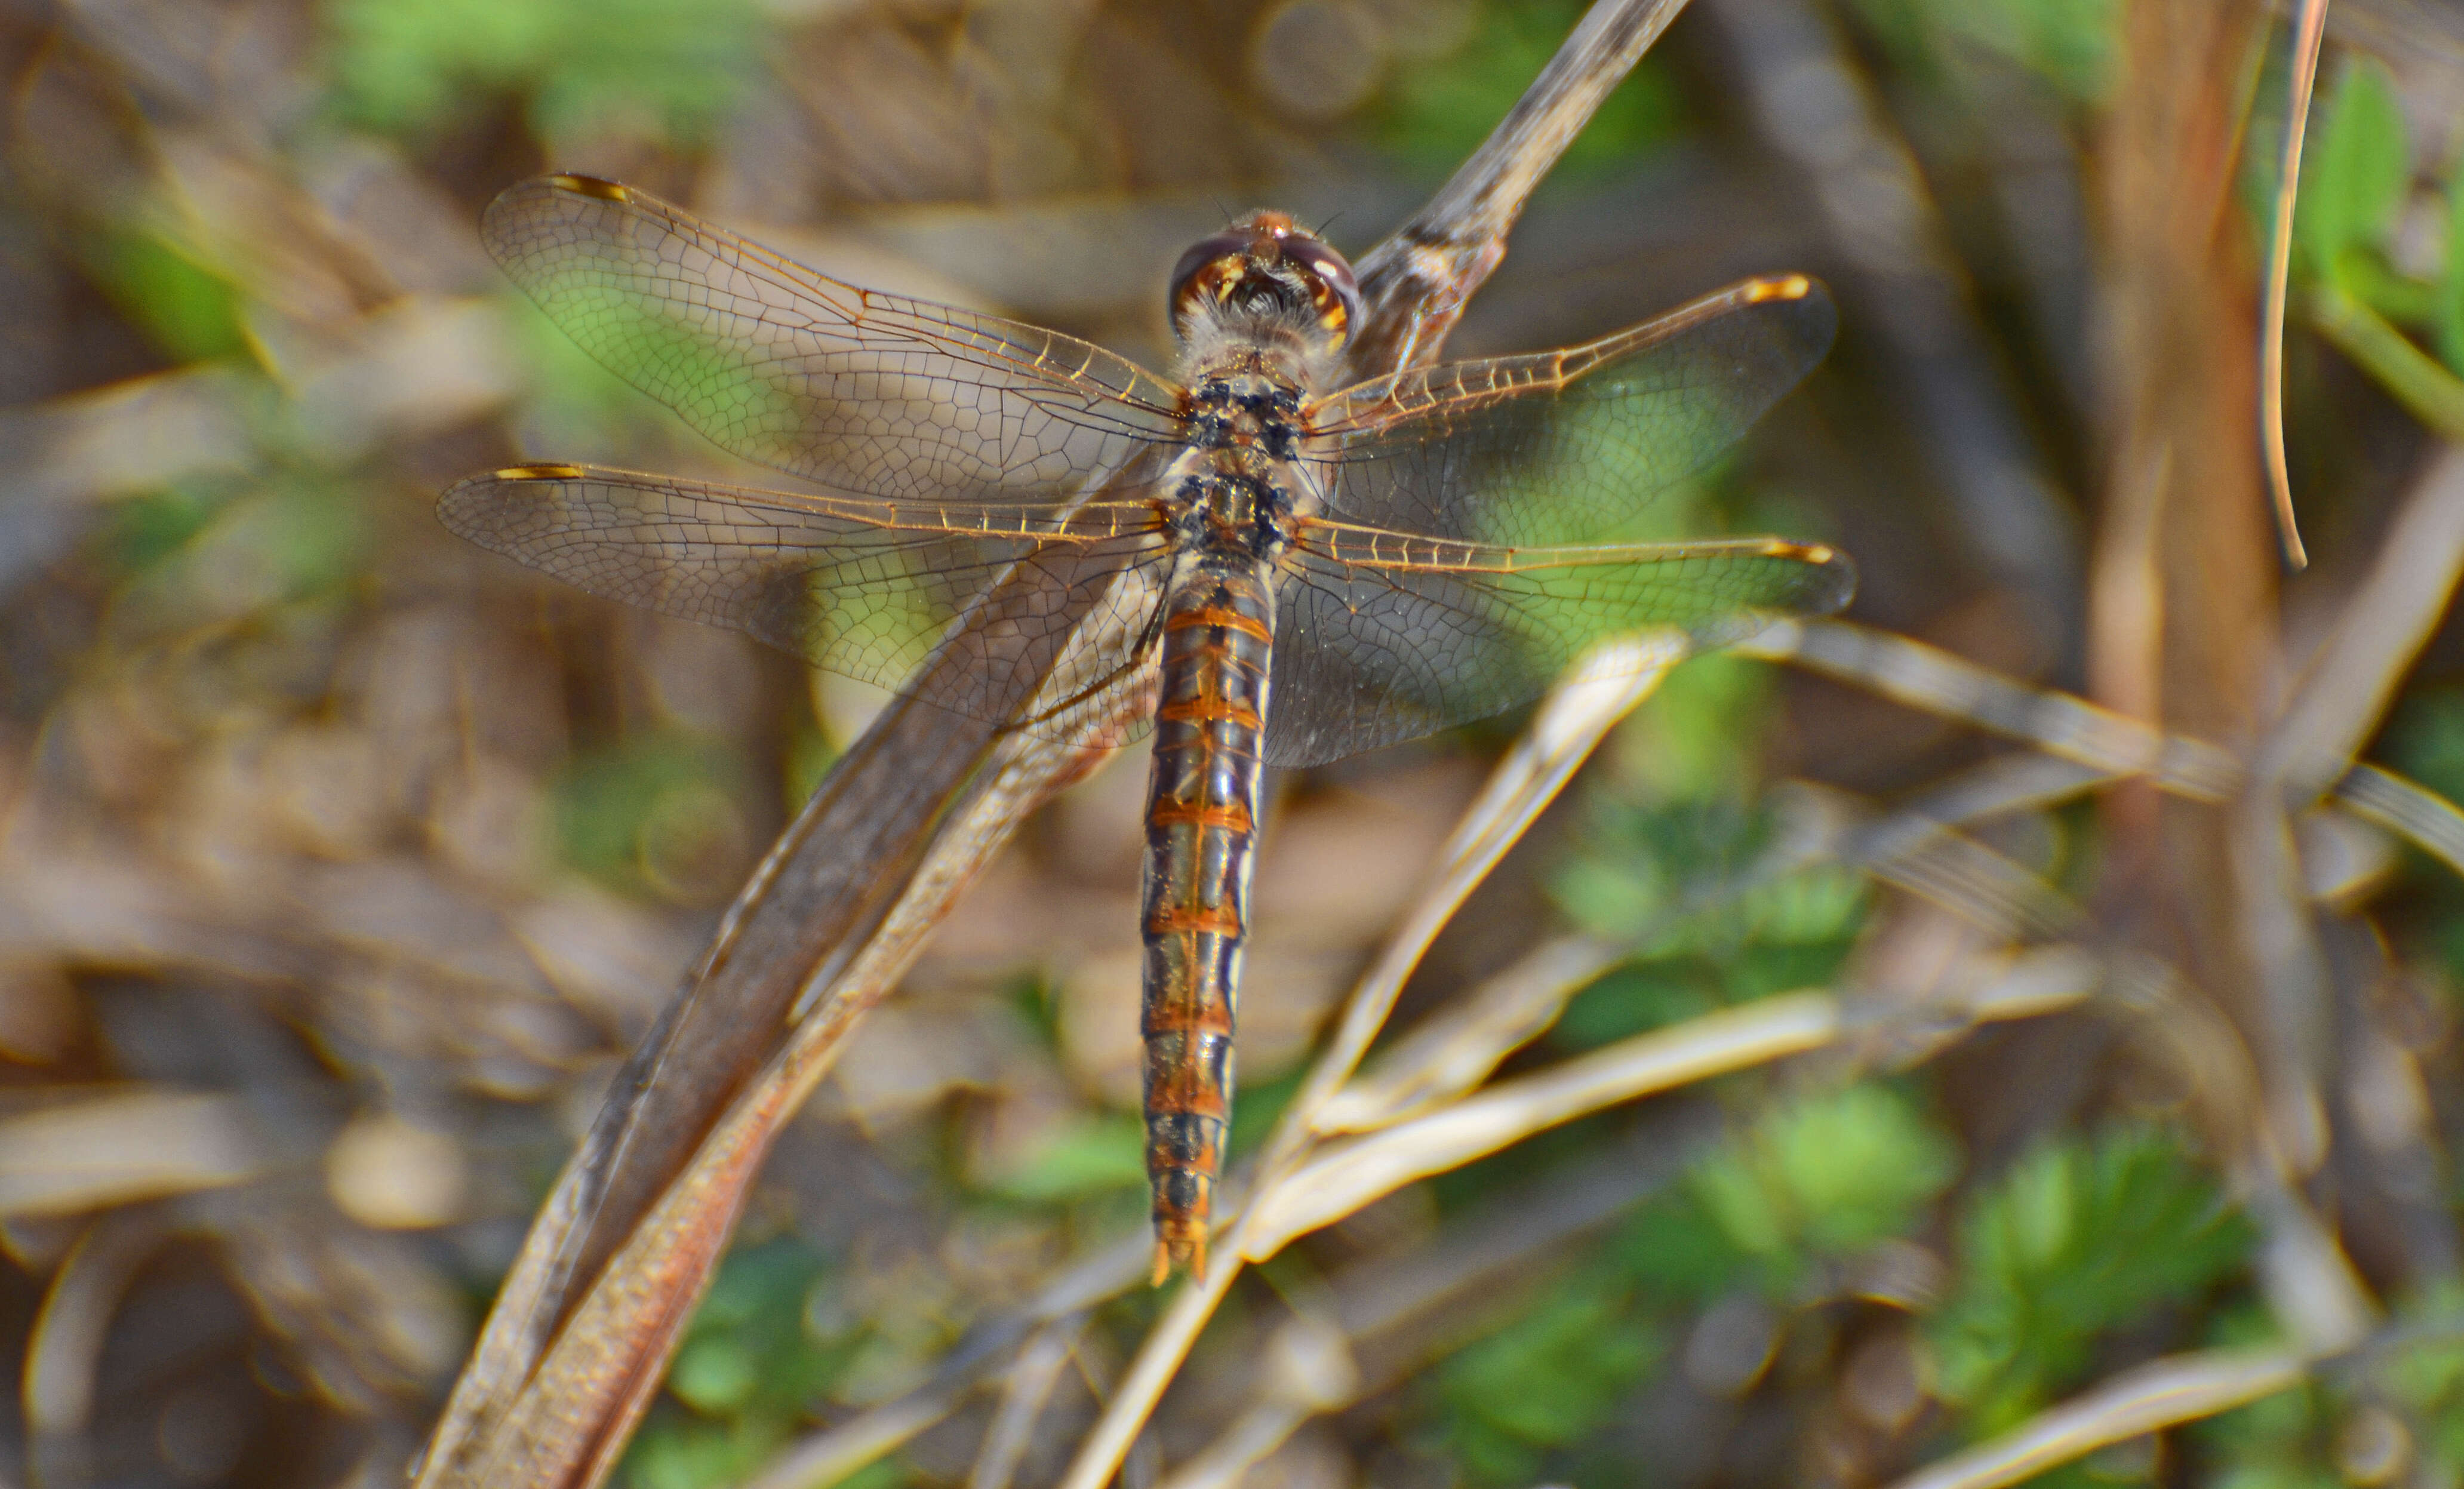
[1689,1082,1957,1287]
[1930,1126,2252,1435]
[1613,1187,1752,1302]
[1557,959,1721,1049]
[628,1238,866,1489]
[1853,0,2116,103]
[1607,651,1767,801]
[2297,58,2409,285]
[1428,1269,1662,1485]
[322,0,763,146]
[2381,1282,2464,1472]
[784,718,837,811]
[551,728,747,895]
[101,481,232,579]
[2311,278,2464,442]
[988,1113,1146,1201]
[2439,173,2464,374]
[78,227,251,365]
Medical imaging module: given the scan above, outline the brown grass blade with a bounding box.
[2260,0,2331,570]
[1885,1348,2311,1489]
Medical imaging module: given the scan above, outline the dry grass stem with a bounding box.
[1884,1348,2312,1489]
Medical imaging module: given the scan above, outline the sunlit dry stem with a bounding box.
[1737,616,2464,876]
[1885,1348,2310,1489]
[2258,0,2329,570]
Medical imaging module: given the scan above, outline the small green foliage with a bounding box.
[78,227,251,365]
[1227,1069,1302,1161]
[2389,687,2464,809]
[1556,959,1720,1048]
[2297,59,2410,288]
[2378,690,2464,983]
[550,729,746,897]
[1613,1186,1752,1303]
[2382,1283,2464,1472]
[1859,0,2117,104]
[626,1238,869,1489]
[986,1112,1147,1202]
[1688,1082,1958,1289]
[101,481,232,579]
[2439,169,2464,374]
[783,718,837,813]
[1608,651,1767,801]
[1426,1267,1662,1485]
[1930,1127,2253,1435]
[1372,2,1681,177]
[321,0,763,146]
[107,476,370,635]
[1556,654,1868,969]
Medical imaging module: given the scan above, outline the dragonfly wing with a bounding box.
[1305,276,1835,544]
[1268,530,1851,767]
[441,463,1173,729]
[484,175,1188,503]
[1259,275,1846,767]
[1271,540,1853,769]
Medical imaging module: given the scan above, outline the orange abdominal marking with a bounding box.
[1158,697,1263,728]
[1165,607,1273,641]
[1146,905,1244,936]
[1147,800,1255,831]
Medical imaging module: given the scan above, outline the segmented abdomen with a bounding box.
[1140,555,1275,1281]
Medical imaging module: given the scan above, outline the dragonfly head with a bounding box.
[1169,211,1361,382]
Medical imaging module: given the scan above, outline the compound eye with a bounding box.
[1169,232,1253,317]
[1281,237,1364,338]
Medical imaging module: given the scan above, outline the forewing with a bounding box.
[439,463,1172,728]
[1267,529,1853,767]
[1305,276,1836,543]
[484,175,1188,503]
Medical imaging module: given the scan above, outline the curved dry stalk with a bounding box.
[1247,994,1839,1256]
[2336,764,2464,874]
[965,1315,1087,1489]
[1884,1347,2311,1489]
[1740,617,2464,873]
[1251,943,2103,1258]
[2259,0,2331,570]
[1737,619,2240,798]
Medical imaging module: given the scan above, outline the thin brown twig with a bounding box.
[2260,0,2331,570]
[1884,1347,2311,1489]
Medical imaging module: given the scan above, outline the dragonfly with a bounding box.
[441,174,1854,1281]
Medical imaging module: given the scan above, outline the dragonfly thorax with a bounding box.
[1171,368,1313,559]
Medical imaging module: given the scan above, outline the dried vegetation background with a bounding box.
[7,0,2464,1486]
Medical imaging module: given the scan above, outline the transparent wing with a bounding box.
[1265,278,1847,767]
[1305,276,1837,543]
[439,463,1173,728]
[1267,527,1853,767]
[483,175,1188,503]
